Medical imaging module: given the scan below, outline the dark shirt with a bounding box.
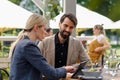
[55,33,69,68]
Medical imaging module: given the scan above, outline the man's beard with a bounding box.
[60,31,70,39]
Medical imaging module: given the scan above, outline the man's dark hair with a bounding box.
[60,13,77,27]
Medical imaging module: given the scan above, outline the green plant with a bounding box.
[0,68,9,80]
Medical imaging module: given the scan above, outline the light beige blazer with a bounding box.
[38,35,90,67]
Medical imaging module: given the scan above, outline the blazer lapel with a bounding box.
[67,36,74,65]
[51,35,55,67]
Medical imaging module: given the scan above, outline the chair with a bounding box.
[0,58,10,80]
[0,68,9,80]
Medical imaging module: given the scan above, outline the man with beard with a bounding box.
[38,13,90,78]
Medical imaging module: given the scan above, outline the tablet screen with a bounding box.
[71,61,88,78]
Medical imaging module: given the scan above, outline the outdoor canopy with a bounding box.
[49,4,120,29]
[0,0,33,29]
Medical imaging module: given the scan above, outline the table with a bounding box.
[67,68,120,80]
[102,68,120,80]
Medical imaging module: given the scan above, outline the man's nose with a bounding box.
[66,27,70,31]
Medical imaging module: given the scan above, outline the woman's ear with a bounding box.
[33,24,39,31]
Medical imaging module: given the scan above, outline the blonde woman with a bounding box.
[88,24,111,64]
[9,13,75,80]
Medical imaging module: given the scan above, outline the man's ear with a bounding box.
[59,22,61,28]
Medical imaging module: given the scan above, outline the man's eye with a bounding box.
[63,24,67,27]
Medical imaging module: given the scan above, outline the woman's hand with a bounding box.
[95,47,103,52]
[63,66,77,73]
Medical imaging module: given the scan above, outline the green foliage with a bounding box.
[0,68,9,80]
[77,0,120,21]
[47,0,63,19]
[8,0,21,5]
[77,0,90,7]
[0,42,11,57]
[8,0,120,21]
[20,0,43,14]
[53,29,59,34]
[9,0,62,20]
[0,29,21,57]
[87,0,104,10]
[108,0,120,21]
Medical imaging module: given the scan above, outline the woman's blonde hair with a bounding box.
[25,13,47,30]
[9,13,47,58]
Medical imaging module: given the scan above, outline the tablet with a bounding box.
[71,61,88,79]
